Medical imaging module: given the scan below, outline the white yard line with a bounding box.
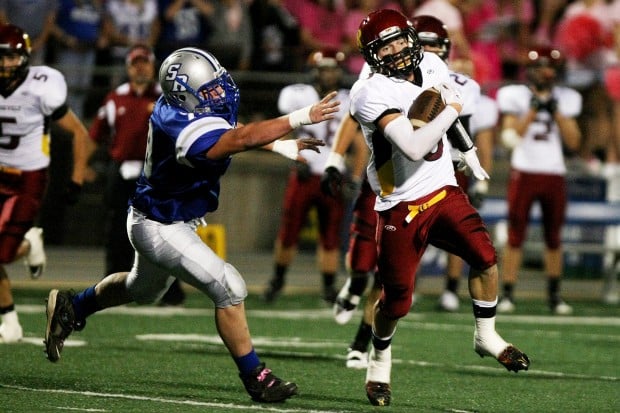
[0,384,351,413]
[16,304,620,326]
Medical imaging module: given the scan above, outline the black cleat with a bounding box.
[44,290,85,362]
[476,344,530,373]
[495,345,530,372]
[262,278,284,303]
[240,363,298,402]
[366,381,391,406]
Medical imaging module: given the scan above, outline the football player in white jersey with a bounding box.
[349,9,529,406]
[263,50,367,304]
[326,15,497,369]
[496,46,582,315]
[0,24,89,343]
[44,47,340,403]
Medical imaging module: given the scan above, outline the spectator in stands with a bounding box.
[100,0,160,87]
[206,0,253,71]
[289,0,347,61]
[553,0,618,172]
[496,45,582,315]
[155,0,213,62]
[0,0,58,65]
[249,0,300,71]
[461,0,535,94]
[52,0,105,119]
[342,0,402,75]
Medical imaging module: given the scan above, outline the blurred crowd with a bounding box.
[2,0,620,173]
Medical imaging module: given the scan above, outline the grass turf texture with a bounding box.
[1,288,618,413]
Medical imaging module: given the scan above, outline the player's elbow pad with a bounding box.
[447,119,474,152]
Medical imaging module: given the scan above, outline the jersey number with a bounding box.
[0,117,19,150]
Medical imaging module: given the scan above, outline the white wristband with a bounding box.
[501,128,521,149]
[288,105,313,128]
[325,151,346,173]
[272,139,299,160]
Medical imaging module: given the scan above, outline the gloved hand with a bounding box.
[65,180,82,205]
[457,148,490,181]
[438,82,463,108]
[468,179,489,209]
[321,166,343,197]
[530,95,557,113]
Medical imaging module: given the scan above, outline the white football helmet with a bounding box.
[158,47,240,123]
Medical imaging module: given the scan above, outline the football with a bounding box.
[407,87,445,129]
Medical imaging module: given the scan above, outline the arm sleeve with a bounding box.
[383,106,459,161]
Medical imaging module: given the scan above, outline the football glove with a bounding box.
[321,166,343,197]
[468,179,489,209]
[530,95,557,113]
[457,148,490,181]
[438,82,463,108]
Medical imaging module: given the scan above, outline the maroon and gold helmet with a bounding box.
[411,15,451,61]
[307,49,346,69]
[0,24,31,94]
[357,9,423,78]
[525,45,564,90]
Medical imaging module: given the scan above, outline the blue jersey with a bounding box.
[130,96,232,223]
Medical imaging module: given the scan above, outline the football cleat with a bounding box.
[475,332,530,373]
[346,349,368,369]
[366,381,391,406]
[497,297,516,313]
[437,290,459,312]
[262,278,284,303]
[333,279,360,324]
[240,363,298,403]
[551,299,573,315]
[493,345,530,372]
[44,289,85,362]
[24,227,46,279]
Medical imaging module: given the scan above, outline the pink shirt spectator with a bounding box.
[343,1,402,74]
[297,1,346,53]
[462,0,534,94]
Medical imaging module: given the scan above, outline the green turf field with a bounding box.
[1,288,618,413]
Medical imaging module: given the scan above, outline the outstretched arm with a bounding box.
[206,91,339,160]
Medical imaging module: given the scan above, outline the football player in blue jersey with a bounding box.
[43,47,339,403]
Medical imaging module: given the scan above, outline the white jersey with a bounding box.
[448,69,480,161]
[497,84,582,175]
[471,94,498,136]
[0,65,68,171]
[349,52,456,211]
[278,85,350,175]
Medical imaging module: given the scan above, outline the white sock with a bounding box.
[1,310,19,326]
[366,345,392,383]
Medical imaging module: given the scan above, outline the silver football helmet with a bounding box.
[159,47,240,123]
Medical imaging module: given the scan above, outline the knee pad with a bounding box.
[213,263,247,307]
